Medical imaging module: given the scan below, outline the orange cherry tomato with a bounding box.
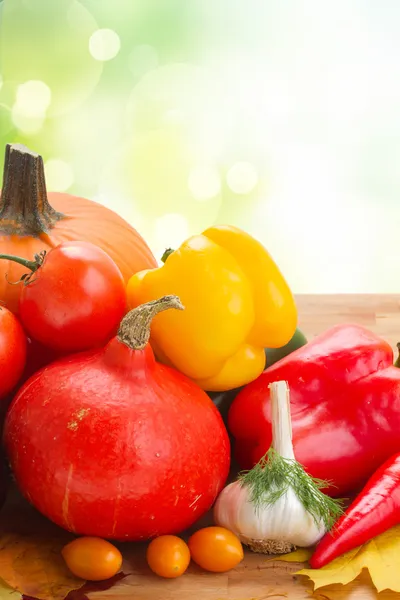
[188,526,243,573]
[62,536,123,581]
[146,535,190,578]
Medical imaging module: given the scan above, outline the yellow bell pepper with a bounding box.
[126,225,297,392]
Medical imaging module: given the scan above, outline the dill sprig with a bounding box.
[238,447,344,531]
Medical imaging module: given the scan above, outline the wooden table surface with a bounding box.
[7,295,400,600]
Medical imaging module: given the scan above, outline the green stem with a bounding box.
[161,248,175,263]
[0,253,40,272]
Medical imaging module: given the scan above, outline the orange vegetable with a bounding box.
[146,535,191,578]
[0,143,156,314]
[62,537,122,581]
[188,526,244,573]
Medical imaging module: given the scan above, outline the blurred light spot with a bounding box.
[0,103,13,137]
[155,213,189,249]
[226,162,259,195]
[163,108,186,126]
[89,29,121,61]
[11,105,44,134]
[188,165,221,201]
[129,44,159,78]
[15,80,51,117]
[45,159,74,191]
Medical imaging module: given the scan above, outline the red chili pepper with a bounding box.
[228,324,400,497]
[310,453,400,568]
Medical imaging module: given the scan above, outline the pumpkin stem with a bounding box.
[0,143,65,236]
[117,295,184,351]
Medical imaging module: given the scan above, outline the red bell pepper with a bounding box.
[310,453,400,568]
[228,324,400,497]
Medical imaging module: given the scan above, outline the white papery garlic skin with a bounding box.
[214,381,327,553]
[214,479,326,548]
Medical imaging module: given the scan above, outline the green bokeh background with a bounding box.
[0,0,399,293]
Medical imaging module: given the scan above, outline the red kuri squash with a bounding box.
[4,295,230,540]
[0,143,157,314]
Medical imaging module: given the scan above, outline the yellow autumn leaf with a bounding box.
[297,524,400,593]
[0,579,21,600]
[266,548,313,563]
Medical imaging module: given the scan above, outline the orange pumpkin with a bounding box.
[0,143,157,314]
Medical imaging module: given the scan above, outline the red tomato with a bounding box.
[0,306,27,399]
[18,241,127,354]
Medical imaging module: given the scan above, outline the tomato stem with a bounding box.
[0,251,46,285]
[0,254,40,273]
[117,295,184,350]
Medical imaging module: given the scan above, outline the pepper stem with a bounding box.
[270,381,295,460]
[117,295,184,350]
[161,248,175,263]
[0,143,64,236]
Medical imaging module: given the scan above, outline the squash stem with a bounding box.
[117,295,184,350]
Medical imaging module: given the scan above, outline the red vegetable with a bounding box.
[4,295,230,540]
[0,306,26,400]
[229,324,400,497]
[311,453,400,568]
[0,241,127,354]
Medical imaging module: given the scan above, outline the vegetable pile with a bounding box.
[1,141,400,598]
[0,143,156,315]
[5,294,230,540]
[229,323,400,496]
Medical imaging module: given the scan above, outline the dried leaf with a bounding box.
[297,524,400,593]
[266,548,313,563]
[0,579,21,600]
[0,533,85,600]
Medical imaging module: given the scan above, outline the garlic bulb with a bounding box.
[214,380,343,554]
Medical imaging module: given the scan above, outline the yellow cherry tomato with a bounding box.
[146,535,190,578]
[188,526,243,573]
[62,536,123,581]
